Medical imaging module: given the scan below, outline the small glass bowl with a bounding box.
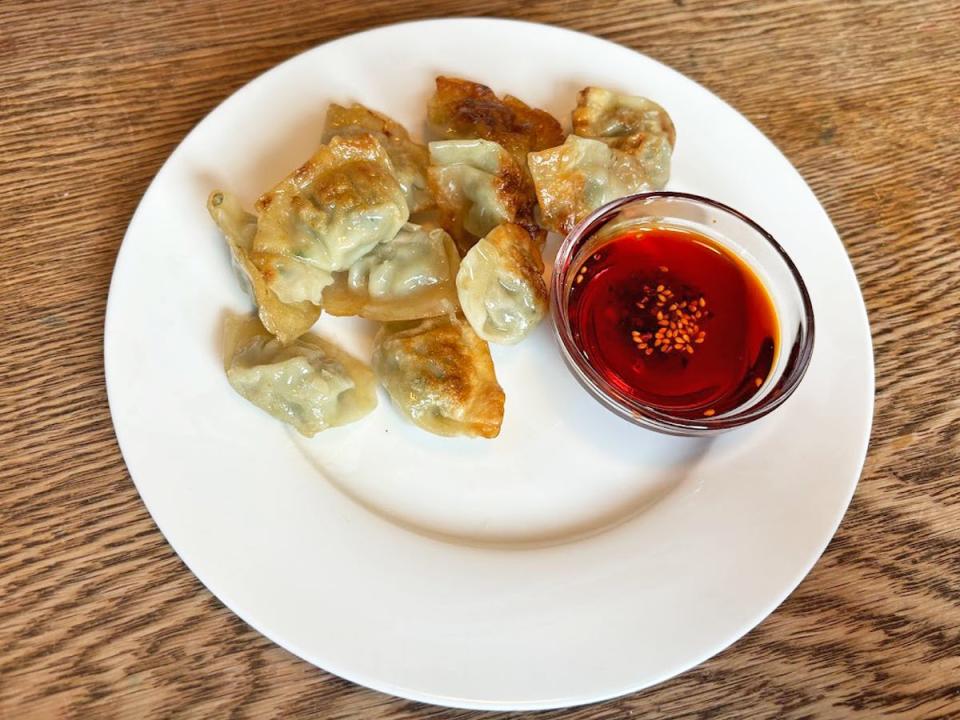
[551,192,815,436]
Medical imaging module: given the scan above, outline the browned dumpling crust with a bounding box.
[427,76,565,167]
[207,191,321,345]
[572,87,676,151]
[372,314,505,438]
[427,77,561,252]
[254,134,409,276]
[322,103,433,214]
[530,135,670,235]
[529,88,676,235]
[427,138,543,256]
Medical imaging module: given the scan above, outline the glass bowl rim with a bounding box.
[550,191,816,435]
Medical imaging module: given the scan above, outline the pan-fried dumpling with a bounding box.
[572,87,676,157]
[208,191,321,345]
[428,138,542,255]
[253,135,409,294]
[223,314,376,437]
[528,134,669,235]
[528,88,675,235]
[322,103,432,214]
[456,223,548,345]
[321,223,461,321]
[372,314,505,438]
[427,76,564,170]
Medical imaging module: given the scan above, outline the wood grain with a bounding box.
[2,1,958,717]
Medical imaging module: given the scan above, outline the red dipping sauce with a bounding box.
[567,226,778,418]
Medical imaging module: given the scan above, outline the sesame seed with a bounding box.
[629,281,708,359]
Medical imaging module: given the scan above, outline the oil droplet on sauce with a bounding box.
[567,226,778,418]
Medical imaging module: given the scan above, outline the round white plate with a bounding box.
[105,18,874,710]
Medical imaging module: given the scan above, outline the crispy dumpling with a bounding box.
[427,76,564,169]
[322,223,461,321]
[572,87,676,154]
[528,134,671,235]
[372,314,505,438]
[208,191,321,345]
[428,138,542,255]
[223,314,376,437]
[253,134,409,294]
[322,103,432,214]
[528,88,675,235]
[456,223,548,345]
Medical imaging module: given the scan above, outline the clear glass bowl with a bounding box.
[551,192,815,436]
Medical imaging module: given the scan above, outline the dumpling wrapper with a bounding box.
[372,314,505,439]
[322,103,433,214]
[322,223,461,321]
[428,138,542,255]
[208,191,321,345]
[427,76,564,171]
[456,223,548,345]
[528,88,675,235]
[223,314,376,437]
[253,134,409,292]
[572,86,676,155]
[528,134,671,235]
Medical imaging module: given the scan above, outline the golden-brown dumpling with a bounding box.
[223,314,377,437]
[208,191,321,345]
[372,314,505,438]
[427,138,542,255]
[321,223,460,321]
[528,88,675,235]
[427,76,564,170]
[253,135,409,293]
[528,134,671,235]
[322,103,433,214]
[572,87,676,155]
[456,224,548,345]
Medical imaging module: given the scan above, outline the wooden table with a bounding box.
[3,1,958,717]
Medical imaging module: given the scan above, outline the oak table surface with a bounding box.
[2,1,958,718]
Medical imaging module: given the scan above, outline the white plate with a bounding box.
[105,18,874,710]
